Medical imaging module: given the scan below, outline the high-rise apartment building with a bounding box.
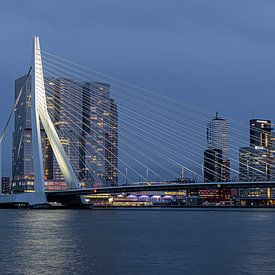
[12,75,119,191]
[80,82,118,186]
[45,78,83,182]
[45,79,118,187]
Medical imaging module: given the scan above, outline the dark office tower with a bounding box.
[250,119,272,148]
[80,82,118,187]
[204,149,223,182]
[249,119,272,181]
[105,99,118,186]
[12,75,46,192]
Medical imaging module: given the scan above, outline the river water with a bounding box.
[0,208,275,274]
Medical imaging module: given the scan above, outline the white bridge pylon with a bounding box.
[32,36,80,203]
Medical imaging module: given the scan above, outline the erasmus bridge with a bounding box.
[0,36,274,207]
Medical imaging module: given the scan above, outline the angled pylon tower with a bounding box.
[32,36,80,201]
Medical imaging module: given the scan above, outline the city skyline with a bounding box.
[7,69,275,183]
[1,3,275,275]
[12,73,118,192]
[1,1,275,176]
[10,66,275,188]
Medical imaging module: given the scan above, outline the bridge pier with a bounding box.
[47,195,84,207]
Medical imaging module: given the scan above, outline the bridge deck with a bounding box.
[46,181,275,197]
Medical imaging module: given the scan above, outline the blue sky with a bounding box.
[0,0,275,176]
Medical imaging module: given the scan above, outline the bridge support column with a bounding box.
[30,36,80,206]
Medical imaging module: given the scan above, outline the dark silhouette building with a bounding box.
[204,149,224,182]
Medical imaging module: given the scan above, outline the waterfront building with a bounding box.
[12,74,46,192]
[1,177,10,193]
[239,119,272,182]
[207,112,229,158]
[239,146,269,181]
[202,148,231,201]
[204,113,230,182]
[202,113,230,202]
[250,119,272,148]
[45,78,83,183]
[12,75,118,191]
[239,119,273,201]
[204,149,223,182]
[80,82,118,186]
[270,133,275,180]
[45,79,118,187]
[250,119,272,180]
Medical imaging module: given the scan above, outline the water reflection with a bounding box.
[1,209,275,274]
[0,210,92,274]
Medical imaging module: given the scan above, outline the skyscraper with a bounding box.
[45,79,119,187]
[13,75,119,190]
[104,98,118,185]
[204,149,223,182]
[239,119,273,203]
[45,78,82,182]
[80,82,118,186]
[12,74,46,192]
[207,112,229,158]
[239,119,272,181]
[204,112,230,182]
[239,146,269,181]
[250,119,272,149]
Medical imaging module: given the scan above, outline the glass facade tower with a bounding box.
[12,74,46,192]
[204,112,230,182]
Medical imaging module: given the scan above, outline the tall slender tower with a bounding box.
[204,112,230,182]
[207,112,229,158]
[80,82,118,187]
[31,36,80,203]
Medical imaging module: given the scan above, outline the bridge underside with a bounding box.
[47,194,83,206]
